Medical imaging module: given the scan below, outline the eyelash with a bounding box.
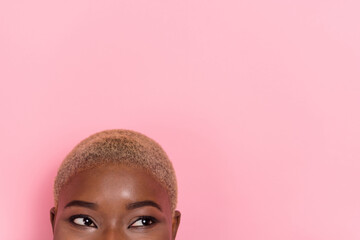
[128,216,158,229]
[69,215,97,228]
[69,215,158,229]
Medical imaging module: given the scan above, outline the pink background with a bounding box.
[1,0,360,239]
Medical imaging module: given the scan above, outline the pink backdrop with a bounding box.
[1,1,360,239]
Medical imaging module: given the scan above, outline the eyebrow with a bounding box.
[64,200,162,211]
[126,200,162,212]
[64,200,98,210]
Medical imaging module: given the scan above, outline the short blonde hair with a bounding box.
[54,129,178,211]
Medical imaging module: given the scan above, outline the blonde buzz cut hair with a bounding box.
[54,129,178,212]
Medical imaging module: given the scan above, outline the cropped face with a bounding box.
[50,164,181,240]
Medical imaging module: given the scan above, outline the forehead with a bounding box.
[57,164,171,213]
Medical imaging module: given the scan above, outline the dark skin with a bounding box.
[50,164,181,240]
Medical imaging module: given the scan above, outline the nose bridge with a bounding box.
[102,225,126,240]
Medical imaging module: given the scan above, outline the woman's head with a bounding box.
[50,129,181,240]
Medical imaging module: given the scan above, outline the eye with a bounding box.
[129,216,157,228]
[70,215,97,228]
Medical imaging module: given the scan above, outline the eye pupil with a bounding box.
[142,218,152,225]
[83,218,93,226]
